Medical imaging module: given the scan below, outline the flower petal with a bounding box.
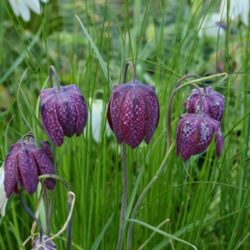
[4,153,18,198]
[57,93,77,137]
[141,87,159,143]
[23,0,41,14]
[71,94,88,136]
[18,149,38,194]
[18,1,31,21]
[120,90,147,148]
[41,97,64,146]
[90,100,104,143]
[8,0,21,17]
[32,149,56,190]
[108,85,131,143]
[214,126,224,156]
[40,141,54,164]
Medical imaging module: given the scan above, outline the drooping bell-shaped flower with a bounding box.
[40,66,88,146]
[185,87,225,121]
[4,137,56,198]
[107,80,159,148]
[176,113,224,161]
[32,235,57,250]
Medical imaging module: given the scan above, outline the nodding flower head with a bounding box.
[176,113,224,161]
[185,87,225,121]
[4,137,56,198]
[32,235,57,250]
[107,80,159,148]
[40,66,88,146]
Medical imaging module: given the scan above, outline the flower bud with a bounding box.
[185,87,225,121]
[107,80,159,148]
[176,113,223,160]
[4,138,56,198]
[40,85,88,146]
[32,235,56,250]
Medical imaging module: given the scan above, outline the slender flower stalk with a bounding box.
[42,185,51,235]
[67,191,74,250]
[20,192,43,243]
[116,143,128,250]
[38,174,74,250]
[49,65,61,90]
[167,74,201,149]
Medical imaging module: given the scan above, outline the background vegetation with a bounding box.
[0,0,249,249]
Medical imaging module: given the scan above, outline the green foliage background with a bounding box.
[0,0,249,249]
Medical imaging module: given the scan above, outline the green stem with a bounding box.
[49,65,61,90]
[20,192,43,243]
[124,61,136,83]
[116,143,128,250]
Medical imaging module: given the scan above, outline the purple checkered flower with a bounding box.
[4,138,56,198]
[176,113,223,161]
[40,85,88,146]
[185,87,225,121]
[107,80,159,148]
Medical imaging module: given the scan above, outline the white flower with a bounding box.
[8,0,49,22]
[198,13,226,37]
[89,99,112,143]
[198,0,249,38]
[220,0,249,26]
[0,165,8,217]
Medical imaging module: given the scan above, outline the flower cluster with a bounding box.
[3,66,89,200]
[176,86,225,161]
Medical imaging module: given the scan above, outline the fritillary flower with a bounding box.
[4,137,55,197]
[176,113,223,160]
[107,80,159,148]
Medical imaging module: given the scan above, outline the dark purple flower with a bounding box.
[32,235,56,250]
[40,85,88,146]
[4,138,56,198]
[185,87,225,121]
[107,80,159,148]
[176,113,223,161]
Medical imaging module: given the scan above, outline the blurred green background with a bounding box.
[0,0,249,249]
